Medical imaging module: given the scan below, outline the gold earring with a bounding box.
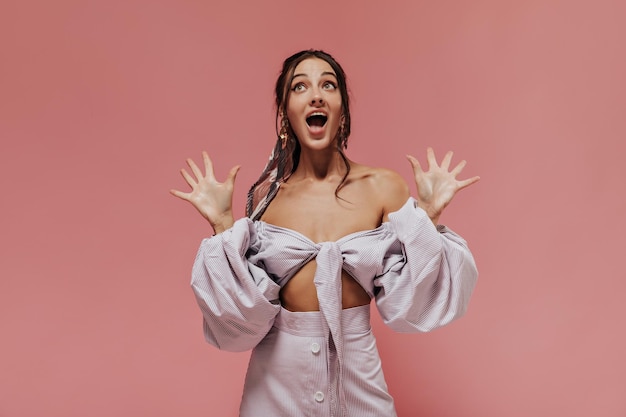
[279,114,289,148]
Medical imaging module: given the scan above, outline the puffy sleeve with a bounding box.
[191,218,281,352]
[374,197,478,332]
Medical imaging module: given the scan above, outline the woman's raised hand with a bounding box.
[170,151,240,234]
[407,148,480,225]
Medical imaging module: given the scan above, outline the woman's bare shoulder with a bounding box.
[349,162,411,216]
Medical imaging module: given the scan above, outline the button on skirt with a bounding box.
[240,305,397,417]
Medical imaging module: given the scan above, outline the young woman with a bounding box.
[171,49,480,417]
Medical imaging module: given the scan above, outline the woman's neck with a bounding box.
[290,147,349,182]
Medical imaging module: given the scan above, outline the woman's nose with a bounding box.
[310,94,324,105]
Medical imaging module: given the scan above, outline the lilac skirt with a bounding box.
[240,305,397,417]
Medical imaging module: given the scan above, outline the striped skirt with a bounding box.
[240,305,397,417]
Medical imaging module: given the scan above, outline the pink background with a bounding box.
[1,0,625,416]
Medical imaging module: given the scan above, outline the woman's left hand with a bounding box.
[407,148,480,224]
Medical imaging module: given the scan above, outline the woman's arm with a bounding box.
[172,152,280,351]
[375,199,478,332]
[191,219,281,351]
[373,148,480,332]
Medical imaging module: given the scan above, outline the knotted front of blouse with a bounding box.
[248,222,397,417]
[191,197,479,417]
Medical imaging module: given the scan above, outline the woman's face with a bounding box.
[286,57,343,151]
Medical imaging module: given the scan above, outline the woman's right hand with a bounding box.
[170,151,240,234]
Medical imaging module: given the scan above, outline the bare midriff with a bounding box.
[279,260,371,312]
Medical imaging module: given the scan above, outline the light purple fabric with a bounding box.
[240,305,396,417]
[191,196,478,416]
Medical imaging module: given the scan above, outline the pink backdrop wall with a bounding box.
[1,0,625,416]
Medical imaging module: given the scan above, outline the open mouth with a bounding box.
[306,113,328,128]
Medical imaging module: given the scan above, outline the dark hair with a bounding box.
[246,50,352,219]
[275,49,352,193]
[275,49,351,141]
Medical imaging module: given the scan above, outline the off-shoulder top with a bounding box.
[192,195,477,344]
[190,197,478,413]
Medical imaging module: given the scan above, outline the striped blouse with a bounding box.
[191,197,478,414]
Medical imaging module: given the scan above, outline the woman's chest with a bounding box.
[261,189,382,244]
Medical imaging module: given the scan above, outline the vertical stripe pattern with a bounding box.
[190,197,478,415]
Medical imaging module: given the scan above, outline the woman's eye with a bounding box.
[292,83,306,92]
[323,82,337,90]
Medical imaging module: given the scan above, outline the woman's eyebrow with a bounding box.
[292,71,337,79]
